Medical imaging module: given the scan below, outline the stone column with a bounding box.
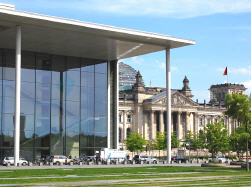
[194,113,199,134]
[177,112,182,140]
[186,112,190,132]
[123,111,127,141]
[143,112,148,139]
[150,111,154,140]
[159,111,164,132]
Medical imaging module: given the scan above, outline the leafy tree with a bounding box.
[125,132,146,154]
[225,94,251,171]
[146,139,156,155]
[205,122,229,159]
[155,132,166,157]
[185,130,206,151]
[171,132,179,148]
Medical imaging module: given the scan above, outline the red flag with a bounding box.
[223,67,227,76]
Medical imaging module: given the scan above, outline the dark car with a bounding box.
[171,156,189,163]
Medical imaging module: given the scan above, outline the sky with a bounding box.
[1,0,251,102]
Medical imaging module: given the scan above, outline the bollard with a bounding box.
[70,162,74,166]
[79,162,82,166]
[163,160,167,164]
[178,160,181,164]
[39,162,43,166]
[115,160,118,165]
[107,160,110,165]
[140,160,144,165]
[49,162,53,166]
[6,162,11,167]
[28,162,33,166]
[132,160,135,165]
[123,160,127,165]
[185,160,189,164]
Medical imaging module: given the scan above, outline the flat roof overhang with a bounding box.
[0,8,195,61]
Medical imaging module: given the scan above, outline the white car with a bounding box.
[208,156,228,163]
[2,157,28,166]
[51,155,72,165]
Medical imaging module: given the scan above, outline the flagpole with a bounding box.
[227,66,228,83]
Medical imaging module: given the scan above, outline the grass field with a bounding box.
[0,166,250,186]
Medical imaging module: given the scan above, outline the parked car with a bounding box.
[171,156,189,163]
[133,155,158,164]
[208,156,228,163]
[51,155,72,165]
[1,157,28,166]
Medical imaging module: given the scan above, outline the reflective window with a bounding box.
[0,50,108,160]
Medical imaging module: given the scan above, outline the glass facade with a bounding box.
[0,49,108,161]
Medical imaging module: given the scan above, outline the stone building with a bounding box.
[118,63,246,149]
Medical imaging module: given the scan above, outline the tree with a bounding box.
[205,122,229,160]
[125,132,146,154]
[225,94,251,171]
[171,132,179,148]
[155,132,166,157]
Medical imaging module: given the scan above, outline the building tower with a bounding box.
[210,83,246,105]
[181,76,193,99]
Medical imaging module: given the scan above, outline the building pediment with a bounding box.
[145,90,199,107]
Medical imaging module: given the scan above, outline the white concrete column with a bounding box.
[166,49,171,163]
[107,61,111,148]
[14,25,21,166]
[115,61,119,149]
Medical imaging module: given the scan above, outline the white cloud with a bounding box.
[155,60,178,71]
[20,0,251,18]
[243,80,251,95]
[230,66,251,75]
[122,56,144,66]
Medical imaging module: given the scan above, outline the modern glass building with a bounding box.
[0,3,194,163]
[0,49,110,160]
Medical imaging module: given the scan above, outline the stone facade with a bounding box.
[118,65,246,150]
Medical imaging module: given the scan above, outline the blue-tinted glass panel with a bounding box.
[21,68,35,83]
[2,131,14,147]
[95,62,107,74]
[2,114,14,131]
[21,82,35,99]
[2,80,15,97]
[36,83,51,101]
[81,72,94,87]
[67,70,80,86]
[52,71,66,85]
[2,97,14,114]
[21,114,34,131]
[66,85,80,101]
[20,130,34,147]
[94,132,107,147]
[36,70,51,84]
[3,67,15,81]
[81,62,94,72]
[36,102,50,118]
[95,73,107,89]
[21,97,35,115]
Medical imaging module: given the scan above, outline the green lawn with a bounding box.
[0,166,250,186]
